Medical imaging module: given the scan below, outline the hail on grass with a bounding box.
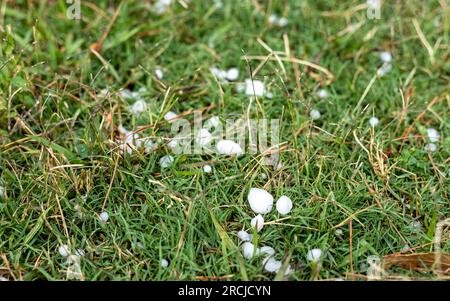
[58,244,70,257]
[99,211,109,222]
[245,79,265,97]
[204,116,220,129]
[164,111,178,122]
[369,117,380,127]
[427,128,440,142]
[160,259,169,268]
[248,188,274,214]
[377,63,392,77]
[276,195,293,215]
[268,14,288,27]
[237,230,252,242]
[196,128,213,146]
[379,51,392,63]
[155,68,164,80]
[306,248,322,262]
[425,143,437,152]
[317,89,329,99]
[160,155,175,168]
[242,242,259,260]
[203,165,212,173]
[153,0,172,14]
[130,99,147,115]
[216,140,243,155]
[310,109,321,120]
[251,214,265,232]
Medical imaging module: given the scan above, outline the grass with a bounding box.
[0,0,449,281]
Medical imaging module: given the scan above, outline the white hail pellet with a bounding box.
[118,125,129,135]
[248,188,274,214]
[119,89,133,99]
[260,246,275,256]
[203,165,212,173]
[99,211,109,222]
[237,230,252,242]
[155,68,164,80]
[369,117,380,127]
[153,0,172,14]
[204,116,220,129]
[276,195,293,215]
[210,67,227,80]
[245,79,265,97]
[425,143,437,152]
[159,155,174,168]
[268,14,278,24]
[335,229,344,236]
[306,248,322,262]
[377,63,392,77]
[167,139,178,150]
[250,214,265,232]
[226,68,239,81]
[137,242,145,250]
[265,91,273,99]
[160,259,169,268]
[242,242,259,260]
[379,51,392,63]
[143,139,157,154]
[58,244,70,257]
[216,140,243,155]
[130,99,147,115]
[367,0,381,10]
[278,17,288,27]
[409,220,421,230]
[120,141,133,155]
[317,89,329,99]
[196,128,213,146]
[164,111,178,121]
[427,128,440,142]
[310,109,321,120]
[214,0,223,8]
[259,173,268,180]
[126,132,139,145]
[263,257,282,273]
[0,184,4,198]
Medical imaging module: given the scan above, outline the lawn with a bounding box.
[0,0,449,281]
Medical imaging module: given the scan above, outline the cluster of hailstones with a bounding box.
[56,211,170,269]
[238,188,322,275]
[425,128,441,153]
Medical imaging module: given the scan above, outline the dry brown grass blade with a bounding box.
[383,253,450,274]
[89,2,123,53]
[175,201,193,256]
[242,55,335,84]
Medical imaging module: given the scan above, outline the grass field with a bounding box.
[0,0,449,281]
